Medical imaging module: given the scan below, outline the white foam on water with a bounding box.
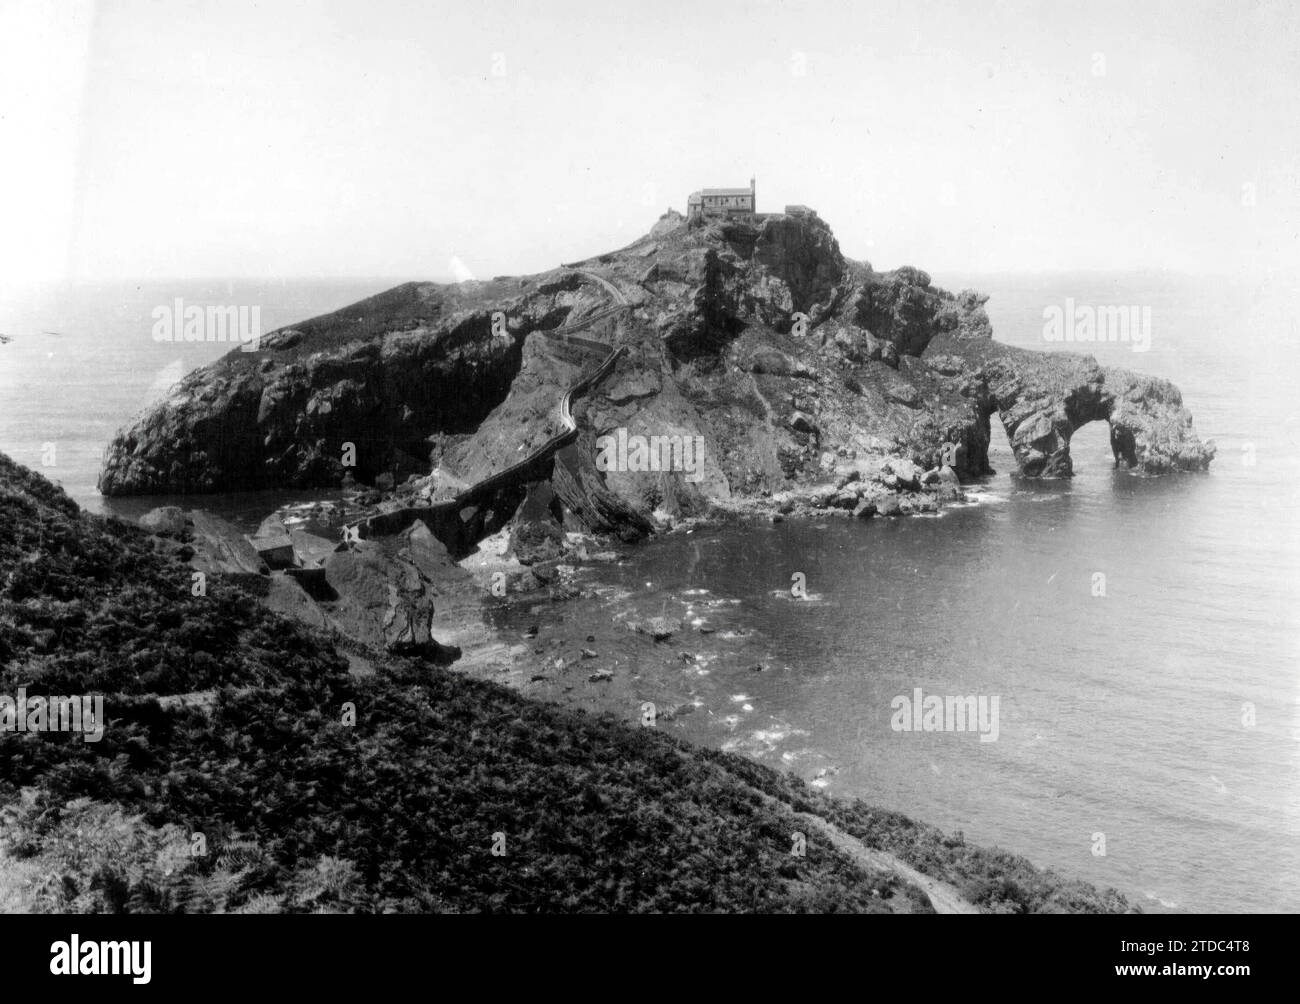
[767,590,826,602]
[738,725,811,757]
[956,488,1006,506]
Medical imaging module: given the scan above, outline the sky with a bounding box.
[2,0,1298,286]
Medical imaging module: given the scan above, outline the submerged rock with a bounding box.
[632,617,680,641]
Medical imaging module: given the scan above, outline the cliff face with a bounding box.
[99,209,1215,527]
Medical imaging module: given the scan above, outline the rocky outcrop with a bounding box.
[186,512,271,577]
[133,505,470,661]
[247,514,297,569]
[508,480,565,565]
[314,521,464,661]
[100,208,1214,544]
[138,506,188,535]
[924,330,1216,477]
[98,281,567,494]
[137,506,269,577]
[550,444,655,540]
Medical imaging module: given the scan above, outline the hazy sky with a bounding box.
[3,0,1297,284]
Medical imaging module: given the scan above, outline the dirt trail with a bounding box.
[703,755,980,914]
[786,803,981,914]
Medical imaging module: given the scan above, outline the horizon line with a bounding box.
[6,264,1296,289]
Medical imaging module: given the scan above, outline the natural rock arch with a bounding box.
[928,332,1215,479]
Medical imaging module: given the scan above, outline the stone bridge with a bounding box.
[345,270,630,554]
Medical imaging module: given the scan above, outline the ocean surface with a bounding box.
[2,271,1298,912]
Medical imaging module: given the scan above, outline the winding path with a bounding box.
[698,752,980,914]
[348,269,629,543]
[455,270,628,496]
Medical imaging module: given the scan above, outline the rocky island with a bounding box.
[99,208,1214,537]
[0,208,1217,913]
[90,205,1217,771]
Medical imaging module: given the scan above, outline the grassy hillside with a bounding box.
[0,453,1130,913]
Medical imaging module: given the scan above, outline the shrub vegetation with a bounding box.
[0,453,1130,913]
